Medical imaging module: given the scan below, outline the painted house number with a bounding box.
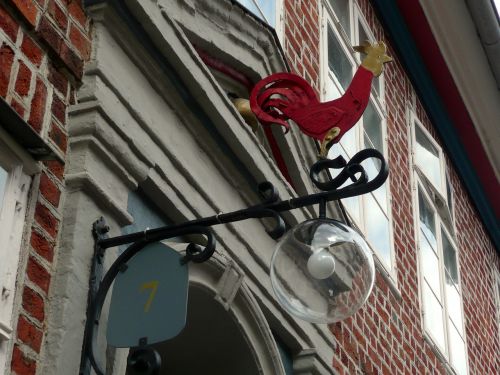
[140,280,159,312]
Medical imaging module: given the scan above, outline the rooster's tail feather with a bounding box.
[250,73,319,132]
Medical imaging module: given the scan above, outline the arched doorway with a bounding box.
[126,256,285,375]
[154,286,260,374]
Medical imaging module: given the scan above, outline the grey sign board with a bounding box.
[107,242,189,347]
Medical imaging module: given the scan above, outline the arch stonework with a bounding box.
[171,252,286,375]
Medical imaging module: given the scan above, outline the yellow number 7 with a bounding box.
[140,280,159,313]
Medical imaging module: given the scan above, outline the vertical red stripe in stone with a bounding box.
[0,43,15,97]
[28,77,47,132]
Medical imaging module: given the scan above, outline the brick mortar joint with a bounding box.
[30,222,57,243]
[36,195,62,220]
[18,312,43,331]
[22,279,47,300]
[28,248,52,272]
[12,340,40,362]
[18,306,46,331]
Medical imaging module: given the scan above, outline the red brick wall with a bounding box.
[283,0,499,374]
[0,1,90,374]
[283,0,321,93]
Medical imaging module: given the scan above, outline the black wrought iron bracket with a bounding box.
[79,148,389,375]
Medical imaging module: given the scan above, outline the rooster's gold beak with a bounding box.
[381,54,392,63]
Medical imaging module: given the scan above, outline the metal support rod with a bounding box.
[79,148,388,375]
[319,198,327,219]
[97,149,387,250]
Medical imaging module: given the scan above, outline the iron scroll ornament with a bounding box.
[80,148,388,375]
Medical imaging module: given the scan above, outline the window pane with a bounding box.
[372,75,382,97]
[0,166,7,214]
[358,20,368,44]
[357,22,382,95]
[343,196,360,225]
[442,230,459,285]
[256,0,276,26]
[418,189,437,250]
[364,194,391,268]
[237,0,265,21]
[360,141,387,211]
[328,27,352,90]
[340,127,356,157]
[329,146,361,224]
[325,75,342,100]
[363,101,383,153]
[420,230,442,300]
[328,0,350,37]
[423,282,446,350]
[415,125,442,192]
[362,102,386,211]
[449,322,467,375]
[446,174,453,213]
[446,279,463,334]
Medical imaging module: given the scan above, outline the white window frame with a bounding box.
[410,108,468,375]
[353,4,386,107]
[414,178,469,375]
[320,0,395,280]
[494,269,500,344]
[0,131,34,373]
[410,112,455,234]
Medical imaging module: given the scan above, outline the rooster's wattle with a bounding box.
[250,41,392,157]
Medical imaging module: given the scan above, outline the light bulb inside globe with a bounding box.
[270,219,375,324]
[307,250,335,279]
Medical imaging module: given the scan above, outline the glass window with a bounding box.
[420,232,441,299]
[324,1,392,277]
[412,115,455,234]
[236,0,278,27]
[0,141,31,375]
[364,194,390,267]
[358,20,368,44]
[356,16,382,96]
[495,270,500,343]
[328,0,350,37]
[423,281,446,350]
[415,125,443,193]
[442,231,458,284]
[256,0,277,26]
[446,173,454,221]
[327,28,352,90]
[417,185,468,374]
[449,322,467,375]
[418,188,437,249]
[363,102,383,152]
[446,281,463,333]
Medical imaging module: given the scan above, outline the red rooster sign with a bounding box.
[250,41,392,157]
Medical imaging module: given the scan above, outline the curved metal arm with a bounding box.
[80,148,388,374]
[83,226,215,375]
[310,148,387,194]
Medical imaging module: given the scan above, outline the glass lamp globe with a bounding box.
[270,219,375,323]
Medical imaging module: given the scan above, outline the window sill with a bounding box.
[422,332,459,375]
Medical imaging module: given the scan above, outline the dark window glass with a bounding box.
[329,0,350,37]
[328,27,352,90]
